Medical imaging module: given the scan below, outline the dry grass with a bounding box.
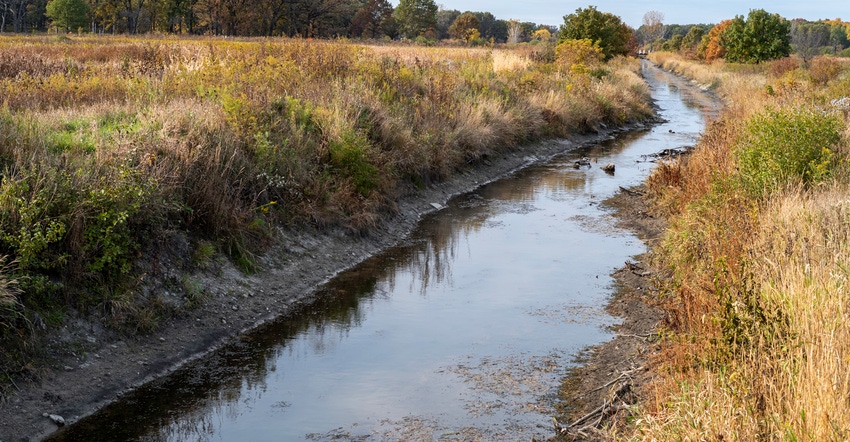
[632,54,850,440]
[0,35,655,381]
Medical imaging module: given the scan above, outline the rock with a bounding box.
[42,413,65,426]
[573,157,591,168]
[430,202,443,210]
[602,163,615,173]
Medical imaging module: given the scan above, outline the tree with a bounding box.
[435,8,458,39]
[829,22,849,51]
[393,0,436,39]
[721,9,791,63]
[45,0,88,31]
[506,18,520,43]
[641,10,663,47]
[532,28,551,42]
[558,6,632,59]
[791,21,830,64]
[448,11,478,42]
[699,19,731,61]
[680,25,705,58]
[350,0,394,38]
[1,0,31,32]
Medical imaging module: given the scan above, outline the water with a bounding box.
[48,62,718,441]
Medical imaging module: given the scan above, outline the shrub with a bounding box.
[767,56,799,78]
[808,56,842,84]
[734,107,841,198]
[555,38,604,72]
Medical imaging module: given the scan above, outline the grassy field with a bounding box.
[0,35,653,389]
[631,52,850,440]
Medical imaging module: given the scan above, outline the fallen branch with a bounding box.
[555,381,635,437]
[618,186,645,196]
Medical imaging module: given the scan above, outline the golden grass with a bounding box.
[632,53,850,440]
[0,35,656,369]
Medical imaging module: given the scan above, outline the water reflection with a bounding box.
[47,62,719,441]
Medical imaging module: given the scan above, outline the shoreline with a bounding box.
[1,122,654,442]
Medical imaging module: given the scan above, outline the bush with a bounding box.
[555,38,604,72]
[734,107,842,198]
[808,56,842,84]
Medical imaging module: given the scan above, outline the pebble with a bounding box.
[42,413,65,426]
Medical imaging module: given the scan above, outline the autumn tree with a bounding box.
[45,0,88,31]
[435,8,459,39]
[532,28,551,42]
[394,0,436,39]
[448,11,478,42]
[721,9,791,63]
[350,0,395,38]
[558,6,632,59]
[699,19,731,61]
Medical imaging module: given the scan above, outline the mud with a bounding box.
[551,184,667,441]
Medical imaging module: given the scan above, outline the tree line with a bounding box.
[637,9,850,63]
[0,0,557,41]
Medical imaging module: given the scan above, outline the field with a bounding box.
[632,52,850,440]
[0,35,653,389]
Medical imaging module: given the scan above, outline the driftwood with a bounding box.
[553,366,643,438]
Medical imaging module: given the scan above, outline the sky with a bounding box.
[421,0,848,28]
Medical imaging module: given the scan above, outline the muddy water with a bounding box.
[48,62,717,441]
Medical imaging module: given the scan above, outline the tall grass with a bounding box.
[633,54,850,440]
[0,35,654,383]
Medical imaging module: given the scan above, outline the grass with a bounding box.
[0,35,654,390]
[632,53,850,440]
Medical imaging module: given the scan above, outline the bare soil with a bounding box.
[0,125,654,442]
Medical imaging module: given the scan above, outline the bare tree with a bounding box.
[642,10,664,47]
[791,21,829,64]
[507,18,520,44]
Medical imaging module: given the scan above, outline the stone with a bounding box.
[42,413,65,426]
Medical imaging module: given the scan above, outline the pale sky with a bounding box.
[425,1,848,28]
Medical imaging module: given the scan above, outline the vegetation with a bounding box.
[632,51,850,440]
[448,12,480,44]
[558,6,634,59]
[0,35,654,392]
[0,0,558,40]
[393,0,437,39]
[721,9,791,63]
[44,0,88,33]
[638,12,850,62]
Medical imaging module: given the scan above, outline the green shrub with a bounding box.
[329,129,380,196]
[735,107,842,198]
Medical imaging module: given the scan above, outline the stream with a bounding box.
[47,61,718,441]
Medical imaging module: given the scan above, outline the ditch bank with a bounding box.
[0,121,658,442]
